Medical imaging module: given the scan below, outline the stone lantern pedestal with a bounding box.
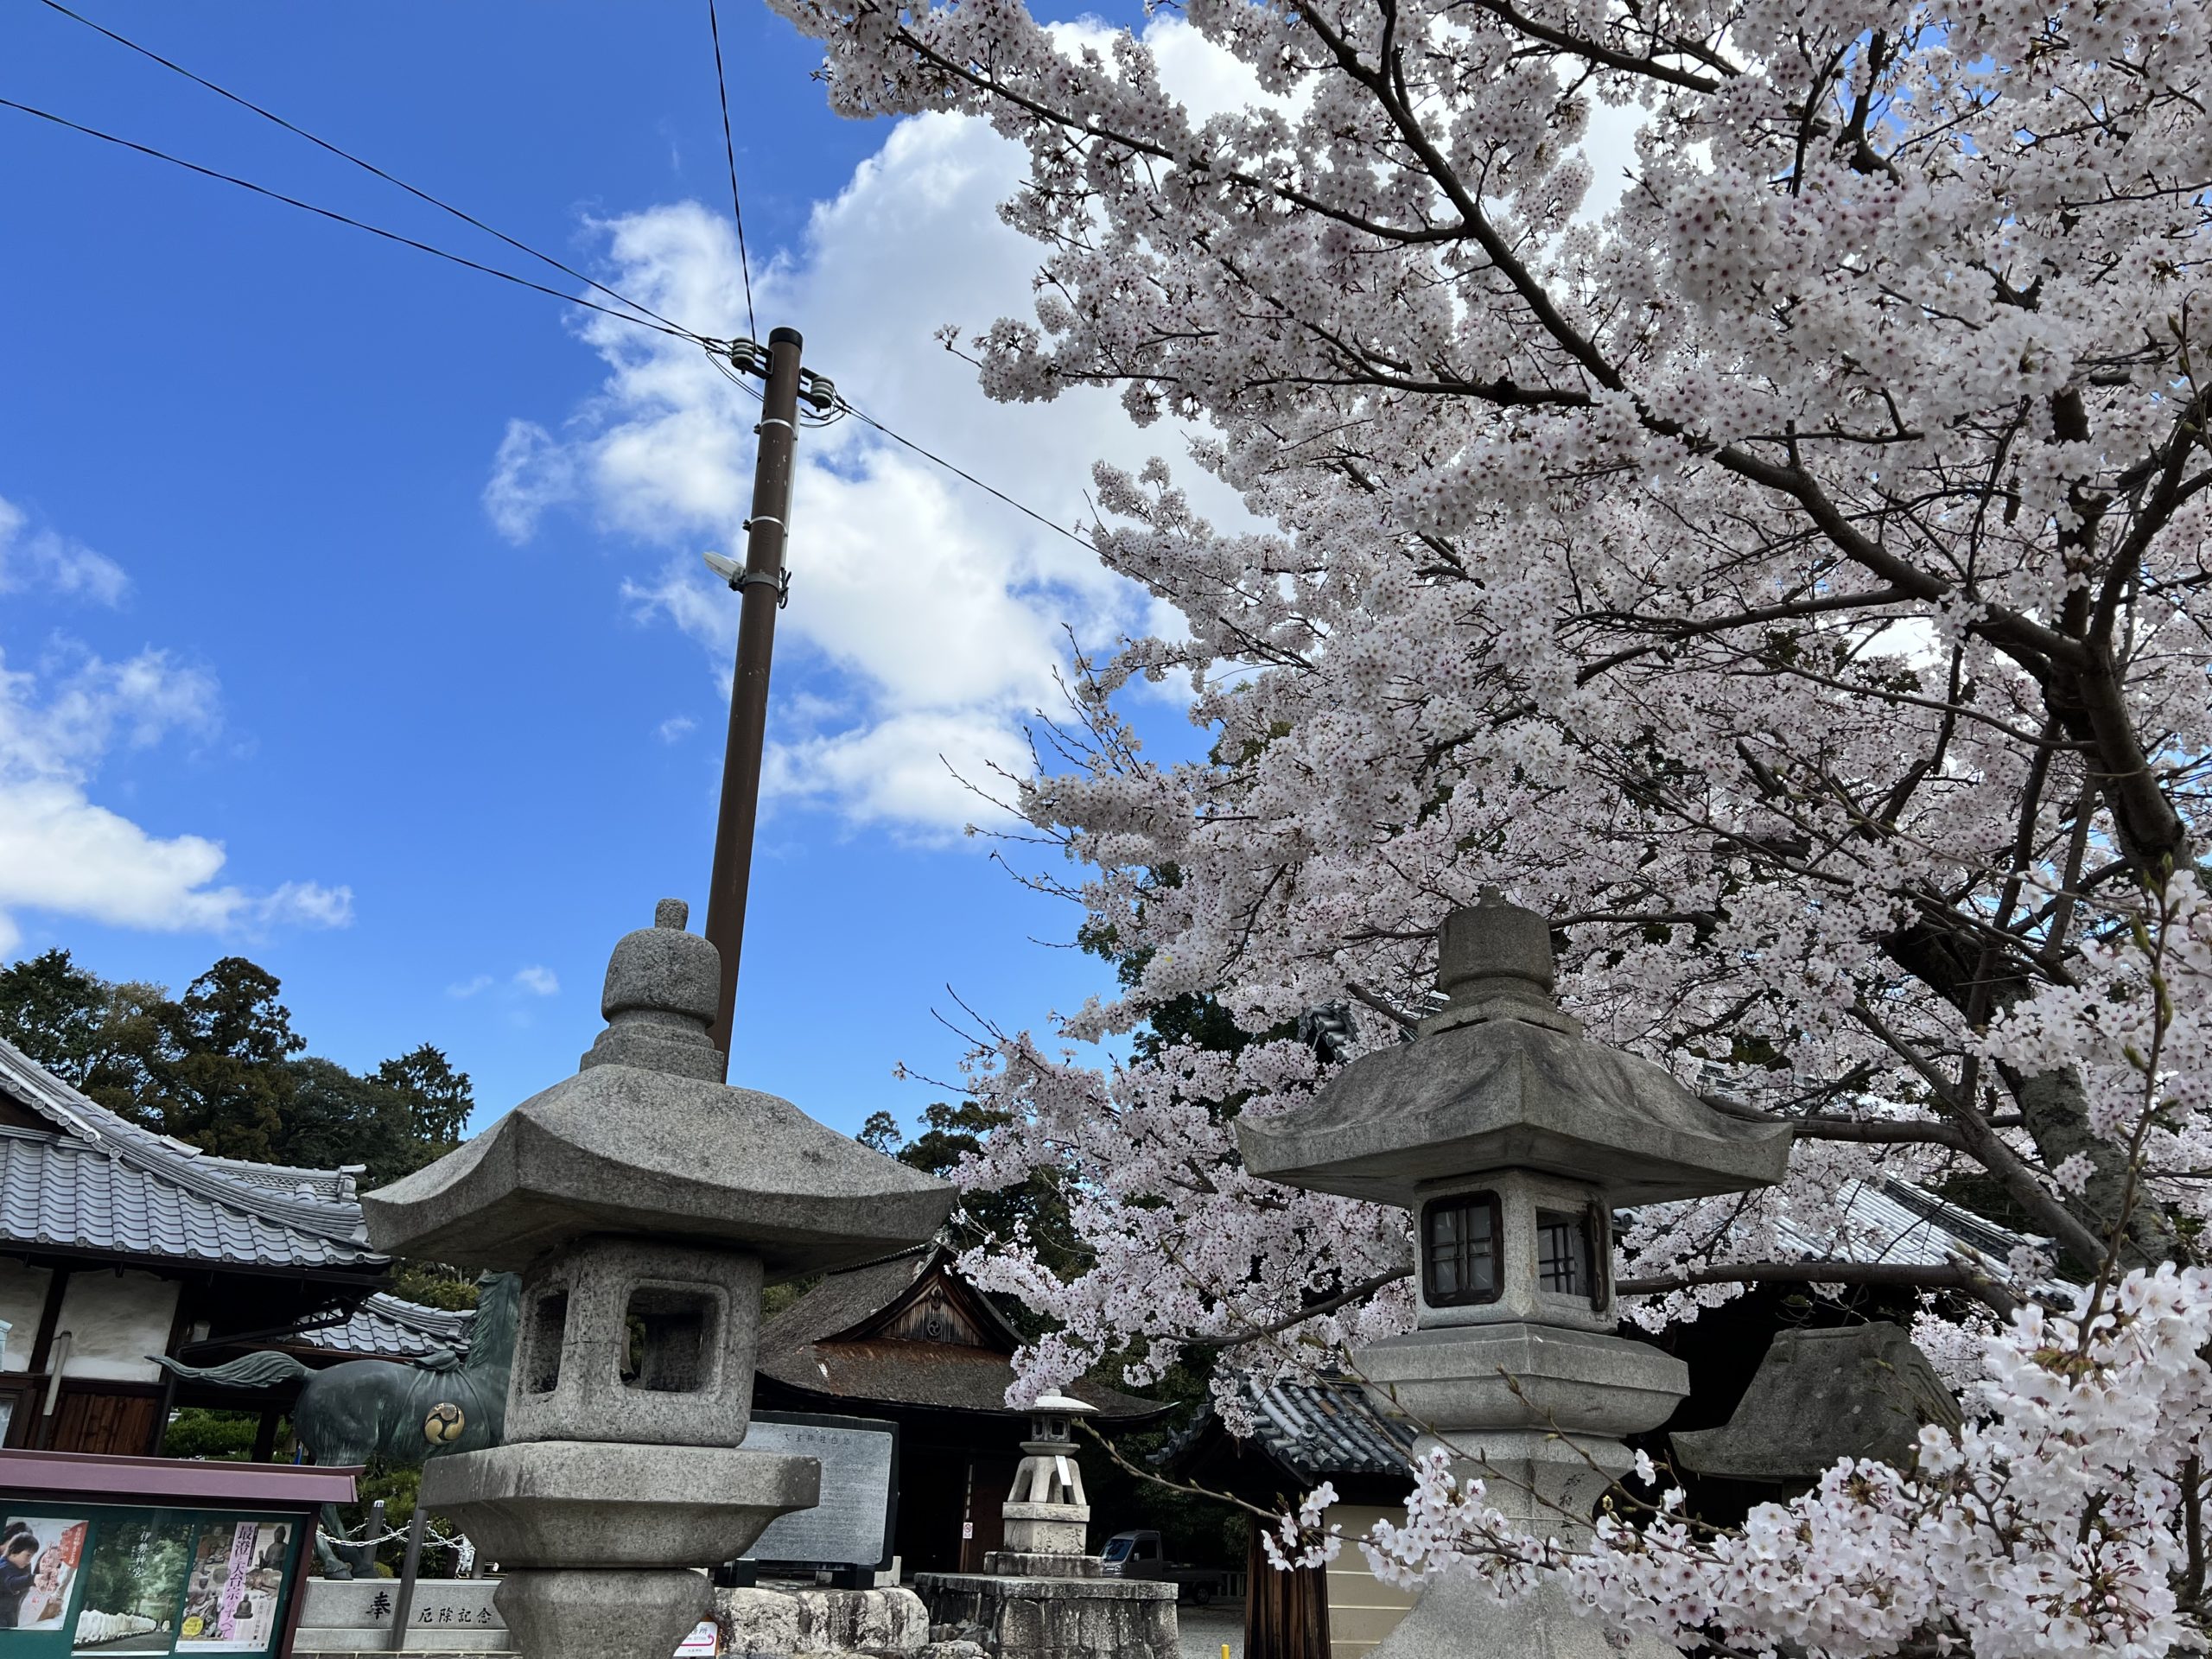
[1239,893,1793,1659]
[362,901,955,1659]
[918,1393,1178,1659]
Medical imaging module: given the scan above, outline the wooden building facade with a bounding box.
[751,1246,1164,1577]
[0,1036,392,1456]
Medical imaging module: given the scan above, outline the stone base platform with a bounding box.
[982,1551,1103,1580]
[916,1573,1177,1659]
[295,1579,509,1654]
[715,1585,931,1656]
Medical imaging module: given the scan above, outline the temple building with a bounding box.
[0,1034,391,1454]
[751,1244,1165,1574]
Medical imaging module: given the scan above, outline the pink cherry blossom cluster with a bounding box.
[1361,1267,2212,1657]
[772,0,2212,1638]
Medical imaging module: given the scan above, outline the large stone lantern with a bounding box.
[362,900,955,1659]
[1238,893,1790,1659]
[993,1391,1095,1571]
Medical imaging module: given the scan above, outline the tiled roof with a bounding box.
[1775,1176,2044,1266]
[299,1293,474,1360]
[0,1036,385,1274]
[1240,1376,1416,1481]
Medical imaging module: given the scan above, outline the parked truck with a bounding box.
[1097,1530,1224,1605]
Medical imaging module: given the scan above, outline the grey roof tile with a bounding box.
[301,1293,476,1360]
[1238,1376,1417,1481]
[0,1037,385,1274]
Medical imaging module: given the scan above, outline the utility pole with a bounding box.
[703,326,810,1053]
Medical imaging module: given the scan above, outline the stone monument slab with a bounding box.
[739,1412,899,1573]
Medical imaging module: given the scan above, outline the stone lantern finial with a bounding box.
[1433,893,1561,1031]
[582,898,726,1084]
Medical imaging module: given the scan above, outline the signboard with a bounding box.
[738,1412,898,1573]
[0,1503,304,1658]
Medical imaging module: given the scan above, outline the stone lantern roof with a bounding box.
[1238,893,1790,1207]
[362,900,954,1276]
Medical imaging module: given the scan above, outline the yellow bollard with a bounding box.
[1223,1646,1231,1659]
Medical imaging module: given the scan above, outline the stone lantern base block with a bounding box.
[496,1567,709,1659]
[1369,1574,1676,1659]
[1001,1502,1089,1555]
[1357,1324,1687,1439]
[916,1573,1176,1659]
[423,1440,819,1567]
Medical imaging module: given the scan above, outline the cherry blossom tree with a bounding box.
[770,0,2212,1640]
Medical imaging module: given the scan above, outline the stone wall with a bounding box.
[914,1573,1178,1659]
[715,1585,980,1659]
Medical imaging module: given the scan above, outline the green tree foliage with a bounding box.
[387,1262,482,1312]
[865,1099,1089,1290]
[0,949,472,1186]
[160,1408,265,1462]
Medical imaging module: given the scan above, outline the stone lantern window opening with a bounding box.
[524,1291,569,1395]
[1535,1204,1612,1311]
[1535,1210,1583,1295]
[623,1282,723,1394]
[1421,1192,1503,1308]
[1413,1170,1618,1332]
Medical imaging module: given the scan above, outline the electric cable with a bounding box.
[29,0,698,343]
[707,0,758,345]
[0,95,708,342]
[838,400,1097,550]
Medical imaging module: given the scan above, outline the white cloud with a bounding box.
[483,420,578,543]
[0,496,129,607]
[489,20,1264,838]
[657,714,697,743]
[512,964,560,996]
[0,550,351,952]
[447,974,494,999]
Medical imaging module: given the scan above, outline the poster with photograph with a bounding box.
[175,1522,292,1653]
[72,1512,194,1656]
[1,1516,88,1632]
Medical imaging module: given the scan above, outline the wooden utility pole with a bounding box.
[705,326,805,1052]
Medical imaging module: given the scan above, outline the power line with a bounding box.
[0,95,708,342]
[707,0,757,345]
[29,0,698,344]
[839,401,1097,550]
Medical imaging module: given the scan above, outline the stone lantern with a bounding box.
[1237,892,1791,1659]
[362,900,955,1659]
[991,1391,1095,1572]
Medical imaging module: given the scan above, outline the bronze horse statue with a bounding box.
[156,1273,519,1574]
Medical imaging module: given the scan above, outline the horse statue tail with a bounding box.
[151,1351,313,1388]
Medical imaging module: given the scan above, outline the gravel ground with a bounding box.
[1177,1603,1245,1659]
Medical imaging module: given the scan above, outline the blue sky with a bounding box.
[0,0,1220,1140]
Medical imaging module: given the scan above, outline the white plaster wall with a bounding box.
[1325,1503,1419,1659]
[0,1259,54,1371]
[56,1271,179,1382]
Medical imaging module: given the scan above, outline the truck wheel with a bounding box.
[1192,1584,1214,1608]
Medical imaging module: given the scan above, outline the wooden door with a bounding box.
[51,1385,162,1455]
[1247,1528,1331,1659]
[959,1456,1018,1572]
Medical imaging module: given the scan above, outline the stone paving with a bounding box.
[1173,1603,1244,1659]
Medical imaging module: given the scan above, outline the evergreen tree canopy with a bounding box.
[0,947,473,1187]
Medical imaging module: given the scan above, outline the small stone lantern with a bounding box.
[1238,892,1791,1659]
[992,1392,1095,1571]
[363,901,956,1659]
